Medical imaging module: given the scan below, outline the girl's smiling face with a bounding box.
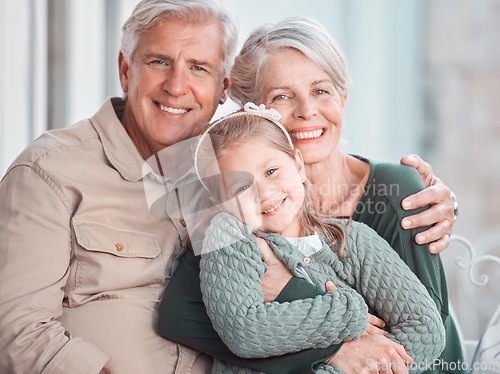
[216,140,306,238]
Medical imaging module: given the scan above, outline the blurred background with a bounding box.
[1,0,499,345]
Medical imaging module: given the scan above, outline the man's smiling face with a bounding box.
[119,17,228,156]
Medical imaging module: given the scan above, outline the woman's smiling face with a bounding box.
[258,48,347,165]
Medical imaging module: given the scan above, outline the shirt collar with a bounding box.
[90,97,146,181]
[287,234,323,256]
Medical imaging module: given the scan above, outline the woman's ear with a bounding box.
[340,88,348,108]
[294,149,307,183]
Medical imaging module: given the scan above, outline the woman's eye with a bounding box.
[315,89,329,95]
[272,94,289,102]
[265,168,277,177]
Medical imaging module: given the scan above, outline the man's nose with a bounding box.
[162,66,189,97]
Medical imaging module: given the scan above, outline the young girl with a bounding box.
[183,103,444,374]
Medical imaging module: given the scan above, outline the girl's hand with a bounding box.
[325,281,387,335]
[325,280,387,335]
[366,313,387,335]
[325,280,337,292]
[400,154,455,254]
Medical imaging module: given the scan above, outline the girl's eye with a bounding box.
[235,185,250,195]
[265,168,277,177]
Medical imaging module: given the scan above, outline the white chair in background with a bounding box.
[448,234,500,373]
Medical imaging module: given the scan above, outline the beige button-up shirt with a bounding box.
[0,98,208,373]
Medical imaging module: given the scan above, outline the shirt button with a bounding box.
[303,257,311,264]
[115,243,124,252]
[180,218,186,227]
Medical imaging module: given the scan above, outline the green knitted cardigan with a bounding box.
[200,212,445,374]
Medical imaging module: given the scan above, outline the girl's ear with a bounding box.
[294,149,307,183]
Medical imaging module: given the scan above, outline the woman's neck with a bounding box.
[305,152,370,217]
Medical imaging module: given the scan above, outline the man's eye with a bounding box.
[265,168,277,177]
[192,65,208,72]
[147,60,170,70]
[150,60,167,66]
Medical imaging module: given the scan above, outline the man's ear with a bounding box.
[294,149,307,183]
[220,77,230,104]
[118,52,130,93]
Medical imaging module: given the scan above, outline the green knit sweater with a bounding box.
[200,212,445,374]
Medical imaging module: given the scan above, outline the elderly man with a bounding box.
[0,0,456,373]
[0,1,234,373]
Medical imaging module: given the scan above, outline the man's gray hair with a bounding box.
[121,0,238,75]
[229,16,350,106]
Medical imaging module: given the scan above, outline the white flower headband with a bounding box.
[194,102,294,193]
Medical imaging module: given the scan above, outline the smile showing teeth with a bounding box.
[262,198,285,214]
[156,102,188,115]
[290,129,323,140]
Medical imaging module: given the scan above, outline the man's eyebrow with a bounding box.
[140,54,217,69]
[189,58,217,70]
[141,53,170,61]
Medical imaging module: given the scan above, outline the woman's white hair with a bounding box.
[120,0,238,75]
[229,16,350,106]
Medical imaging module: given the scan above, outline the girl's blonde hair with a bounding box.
[196,113,347,257]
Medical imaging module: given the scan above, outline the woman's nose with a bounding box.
[293,96,317,120]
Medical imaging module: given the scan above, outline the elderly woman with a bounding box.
[230,15,462,373]
[160,16,462,374]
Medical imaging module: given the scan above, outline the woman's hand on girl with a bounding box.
[256,236,293,302]
[324,333,412,373]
